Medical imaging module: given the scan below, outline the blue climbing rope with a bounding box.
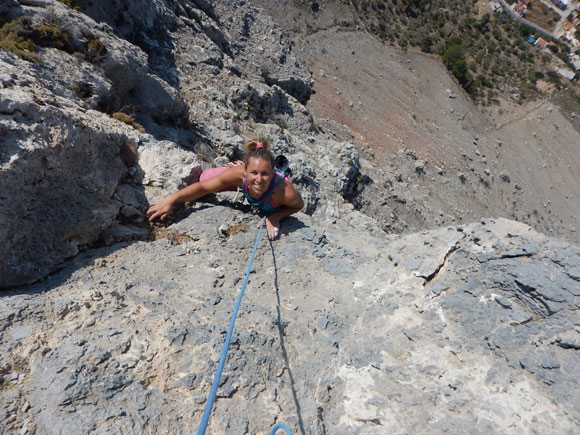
[270,422,292,435]
[197,216,291,435]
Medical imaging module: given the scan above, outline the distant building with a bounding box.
[561,30,579,46]
[513,1,528,16]
[557,68,576,80]
[552,0,569,11]
[535,38,548,49]
[570,55,580,71]
[535,38,561,56]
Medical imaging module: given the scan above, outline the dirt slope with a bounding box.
[254,0,580,242]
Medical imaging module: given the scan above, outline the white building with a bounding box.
[557,67,576,79]
[570,54,580,71]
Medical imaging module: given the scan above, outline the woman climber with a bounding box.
[146,139,304,240]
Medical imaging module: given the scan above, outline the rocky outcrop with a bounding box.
[0,52,131,287]
[1,212,578,434]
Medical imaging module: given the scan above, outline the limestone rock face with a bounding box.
[210,0,314,103]
[1,0,321,288]
[1,213,578,434]
[1,1,580,433]
[0,53,138,287]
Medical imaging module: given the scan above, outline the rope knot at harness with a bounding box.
[196,217,292,435]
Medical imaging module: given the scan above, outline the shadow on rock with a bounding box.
[269,240,307,435]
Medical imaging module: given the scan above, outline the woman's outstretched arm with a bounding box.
[265,182,304,240]
[146,166,244,222]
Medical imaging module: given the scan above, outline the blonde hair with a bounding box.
[243,138,275,169]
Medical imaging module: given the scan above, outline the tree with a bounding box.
[519,23,531,37]
[443,41,475,92]
[403,0,431,9]
[420,35,434,52]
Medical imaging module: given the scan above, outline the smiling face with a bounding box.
[245,157,274,198]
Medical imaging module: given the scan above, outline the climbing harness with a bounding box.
[274,154,292,177]
[196,216,292,435]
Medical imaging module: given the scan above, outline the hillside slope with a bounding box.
[255,0,580,243]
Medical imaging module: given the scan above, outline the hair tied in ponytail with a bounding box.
[256,142,264,149]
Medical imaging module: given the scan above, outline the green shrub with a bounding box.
[402,0,432,9]
[519,23,531,37]
[30,23,72,52]
[482,75,494,88]
[0,19,38,62]
[399,37,408,49]
[442,41,477,93]
[483,57,491,71]
[546,70,560,84]
[0,17,72,61]
[419,35,434,52]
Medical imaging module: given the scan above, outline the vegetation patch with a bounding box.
[30,23,72,52]
[150,226,193,245]
[0,17,72,62]
[112,112,146,133]
[0,16,107,65]
[442,36,474,93]
[225,222,248,237]
[0,19,39,62]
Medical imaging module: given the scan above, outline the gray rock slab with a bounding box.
[2,215,580,434]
